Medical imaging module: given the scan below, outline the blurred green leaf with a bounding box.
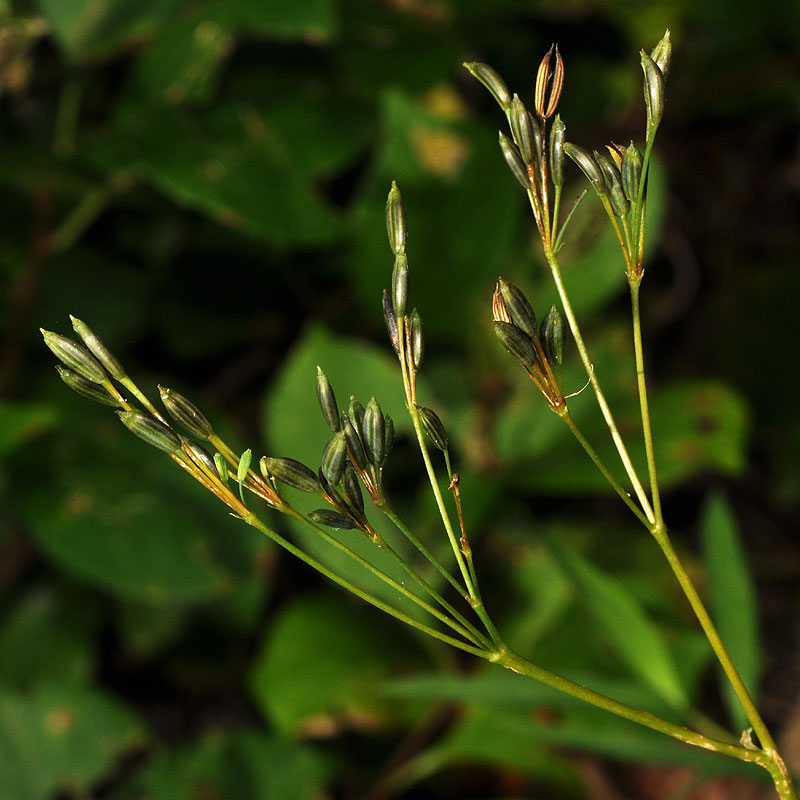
[700,492,760,731]
[0,402,57,459]
[207,0,338,40]
[0,684,142,800]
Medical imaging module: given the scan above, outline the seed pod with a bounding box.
[417,406,448,452]
[385,181,407,255]
[640,50,664,130]
[117,410,182,453]
[549,115,566,187]
[261,457,319,493]
[409,308,424,370]
[563,144,605,195]
[184,440,218,477]
[342,413,367,470]
[621,141,643,204]
[348,397,366,438]
[41,329,107,384]
[237,448,252,486]
[540,305,565,366]
[462,61,511,111]
[650,29,671,82]
[498,278,537,339]
[216,453,230,482]
[342,463,364,514]
[493,321,537,369]
[159,386,214,439]
[498,132,530,191]
[321,432,348,485]
[308,509,357,530]
[70,316,125,380]
[595,151,630,217]
[510,95,537,165]
[363,397,386,466]
[383,289,400,353]
[383,414,394,462]
[316,366,340,433]
[56,366,122,407]
[534,44,564,120]
[392,253,409,319]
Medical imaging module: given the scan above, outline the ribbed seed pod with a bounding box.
[595,151,630,217]
[549,115,566,187]
[563,144,606,195]
[308,509,357,530]
[41,329,107,384]
[640,51,664,129]
[510,95,537,165]
[498,279,538,339]
[321,432,348,485]
[462,62,511,111]
[70,316,125,380]
[56,366,122,407]
[348,397,366,438]
[383,289,400,353]
[391,253,409,319]
[117,411,182,453]
[409,309,424,370]
[622,142,643,204]
[385,181,407,255]
[159,386,214,439]
[498,133,530,190]
[383,414,394,463]
[493,321,538,369]
[540,305,565,366]
[342,463,364,514]
[363,397,386,466]
[417,406,448,452]
[650,29,671,82]
[342,413,367,470]
[316,366,340,432]
[184,440,218,477]
[261,457,319,493]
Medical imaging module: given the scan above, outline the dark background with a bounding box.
[1,1,800,798]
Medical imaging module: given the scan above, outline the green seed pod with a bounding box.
[262,457,319,493]
[621,141,643,204]
[595,151,630,217]
[348,396,366,438]
[383,414,394,463]
[117,410,182,453]
[321,431,348,485]
[342,463,364,514]
[510,95,537,165]
[417,405,448,452]
[184,440,218,477]
[363,397,386,466]
[383,289,400,354]
[315,366,340,433]
[462,61,511,111]
[498,278,537,339]
[391,253,409,319]
[308,509,357,530]
[41,329,107,384]
[493,321,537,369]
[498,132,530,191]
[563,143,606,195]
[56,366,122,407]
[385,181,407,255]
[216,453,230,482]
[640,50,664,130]
[237,448,252,485]
[650,29,671,82]
[342,413,367,470]
[70,316,125,381]
[549,115,566,187]
[158,386,214,439]
[409,308,424,370]
[540,305,565,366]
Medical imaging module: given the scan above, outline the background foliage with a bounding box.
[2,1,800,798]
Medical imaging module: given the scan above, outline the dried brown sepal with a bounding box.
[604,142,626,169]
[534,44,564,120]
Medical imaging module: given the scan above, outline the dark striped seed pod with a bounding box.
[462,61,511,111]
[342,413,367,470]
[595,151,630,217]
[640,50,664,130]
[261,457,319,493]
[342,463,364,514]
[622,142,643,204]
[308,509,357,530]
[417,406,448,452]
[348,397,366,438]
[563,143,606,195]
[184,440,218,477]
[409,309,424,370]
[385,181,407,255]
[383,289,401,353]
[540,305,565,366]
[498,133,530,191]
[159,386,214,439]
[316,366,340,433]
[493,321,538,370]
[321,432,348,485]
[41,329,107,384]
[549,115,566,187]
[498,279,538,339]
[510,95,537,165]
[391,253,409,319]
[363,397,386,466]
[56,366,122,407]
[117,410,182,453]
[70,316,125,380]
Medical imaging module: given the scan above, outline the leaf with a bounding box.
[552,540,688,710]
[0,402,58,459]
[0,684,142,800]
[700,492,760,731]
[207,0,338,41]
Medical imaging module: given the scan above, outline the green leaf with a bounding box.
[552,540,688,710]
[700,492,760,731]
[0,402,58,459]
[0,684,142,800]
[207,0,338,41]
